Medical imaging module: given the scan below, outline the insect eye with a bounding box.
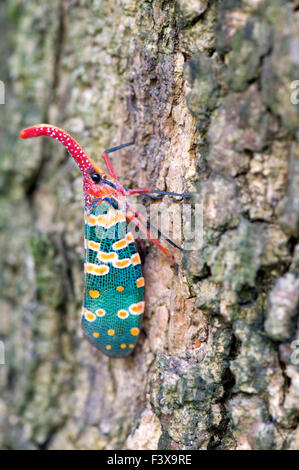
[90,172,102,184]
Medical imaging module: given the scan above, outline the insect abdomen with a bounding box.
[81,201,144,357]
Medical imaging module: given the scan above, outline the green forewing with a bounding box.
[81,201,144,357]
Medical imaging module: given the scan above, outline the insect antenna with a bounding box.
[138,190,191,198]
[125,187,191,198]
[149,190,191,198]
[104,133,136,154]
[102,134,136,179]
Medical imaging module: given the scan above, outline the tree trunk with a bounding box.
[1,0,299,450]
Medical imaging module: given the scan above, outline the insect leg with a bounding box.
[126,203,183,252]
[126,210,175,262]
[102,136,136,179]
[101,152,117,178]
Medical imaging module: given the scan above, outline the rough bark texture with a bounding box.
[1,0,299,450]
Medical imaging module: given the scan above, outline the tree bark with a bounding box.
[0,0,299,450]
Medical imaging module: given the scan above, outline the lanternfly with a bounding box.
[20,125,189,357]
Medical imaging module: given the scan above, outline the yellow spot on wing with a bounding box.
[97,209,126,228]
[131,253,141,265]
[117,310,129,319]
[113,258,131,269]
[88,240,100,250]
[94,265,109,275]
[97,251,117,262]
[93,332,100,338]
[112,239,127,250]
[120,344,127,349]
[82,308,96,322]
[108,329,115,336]
[89,290,100,298]
[86,313,95,321]
[84,263,110,276]
[129,301,145,315]
[136,277,145,288]
[116,286,124,292]
[87,215,97,226]
[130,327,140,336]
[97,215,106,227]
[106,345,111,350]
[96,308,106,317]
[126,232,134,243]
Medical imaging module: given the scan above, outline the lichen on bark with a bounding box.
[0,0,299,450]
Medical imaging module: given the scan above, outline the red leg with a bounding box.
[126,202,183,252]
[101,152,117,179]
[126,188,152,196]
[126,210,175,262]
[101,137,136,179]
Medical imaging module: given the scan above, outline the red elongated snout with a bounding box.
[19,124,122,206]
[20,124,104,176]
